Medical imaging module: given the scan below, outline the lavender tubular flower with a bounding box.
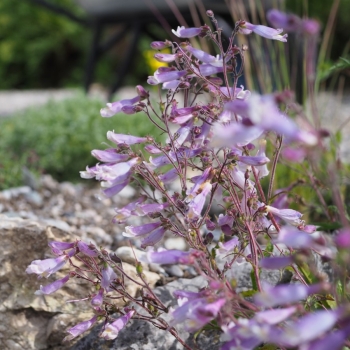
[77,241,98,257]
[63,315,98,342]
[269,309,342,347]
[239,21,288,42]
[100,310,135,340]
[91,149,129,163]
[154,53,177,63]
[254,283,323,307]
[26,255,68,278]
[265,205,303,226]
[150,41,171,50]
[91,288,104,307]
[49,241,75,255]
[187,182,212,219]
[35,274,70,295]
[172,26,202,38]
[101,266,117,290]
[147,249,196,265]
[185,45,223,67]
[158,168,179,184]
[259,256,294,269]
[123,221,162,237]
[113,196,147,223]
[102,179,130,198]
[107,131,147,145]
[147,68,187,85]
[101,96,140,118]
[140,227,166,249]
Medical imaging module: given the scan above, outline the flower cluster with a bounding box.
[26,9,350,350]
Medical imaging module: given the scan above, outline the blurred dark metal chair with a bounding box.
[27,0,231,98]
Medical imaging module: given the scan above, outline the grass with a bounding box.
[0,91,163,190]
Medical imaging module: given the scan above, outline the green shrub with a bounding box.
[0,92,163,189]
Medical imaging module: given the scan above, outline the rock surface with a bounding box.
[72,277,222,350]
[0,216,160,350]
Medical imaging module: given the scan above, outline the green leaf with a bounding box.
[250,270,259,291]
[318,56,350,81]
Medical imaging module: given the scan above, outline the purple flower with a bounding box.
[186,167,213,200]
[147,248,197,265]
[147,67,187,85]
[140,226,167,249]
[170,295,225,332]
[254,282,323,307]
[49,241,75,255]
[100,310,135,340]
[107,131,148,145]
[26,255,69,278]
[259,256,294,269]
[102,178,130,198]
[63,315,98,342]
[154,53,177,63]
[334,228,350,248]
[113,196,147,223]
[35,274,70,295]
[91,149,129,163]
[275,226,314,249]
[158,168,179,184]
[187,182,212,219]
[270,309,342,347]
[123,222,162,237]
[184,45,223,67]
[218,237,239,253]
[91,288,104,307]
[77,241,98,257]
[101,266,117,290]
[267,9,302,32]
[144,144,162,154]
[101,96,140,117]
[135,202,170,216]
[150,41,171,50]
[239,21,288,42]
[300,325,350,350]
[265,205,303,226]
[172,26,202,38]
[255,139,270,178]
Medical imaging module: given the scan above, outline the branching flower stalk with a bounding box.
[26,9,350,350]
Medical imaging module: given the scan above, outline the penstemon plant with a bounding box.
[26,9,350,350]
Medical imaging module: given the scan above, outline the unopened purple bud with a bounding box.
[205,218,216,231]
[335,228,350,248]
[150,41,171,50]
[302,19,320,35]
[136,85,149,99]
[206,10,214,17]
[91,288,104,307]
[35,274,70,295]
